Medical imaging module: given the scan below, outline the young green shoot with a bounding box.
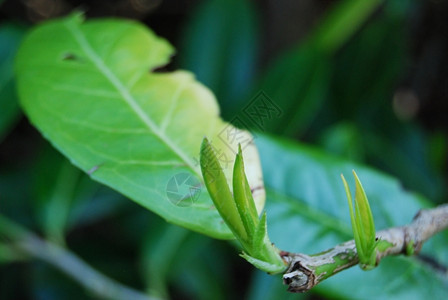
[200,138,286,274]
[341,170,392,270]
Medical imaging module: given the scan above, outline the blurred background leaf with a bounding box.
[0,23,26,141]
[31,144,129,245]
[255,134,448,299]
[244,0,385,136]
[311,0,447,203]
[178,0,259,119]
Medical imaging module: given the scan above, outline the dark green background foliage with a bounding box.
[1,0,448,299]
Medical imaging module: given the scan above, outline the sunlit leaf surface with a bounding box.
[15,13,265,239]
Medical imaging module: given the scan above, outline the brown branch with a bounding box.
[282,204,448,293]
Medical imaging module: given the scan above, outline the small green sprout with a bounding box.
[341,170,392,270]
[406,240,415,256]
[200,138,286,274]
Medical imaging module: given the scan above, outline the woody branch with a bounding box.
[281,204,448,293]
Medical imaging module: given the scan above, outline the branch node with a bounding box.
[282,260,315,293]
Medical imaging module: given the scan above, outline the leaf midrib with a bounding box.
[64,20,200,176]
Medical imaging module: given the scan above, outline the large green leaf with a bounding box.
[15,13,266,239]
[254,135,448,299]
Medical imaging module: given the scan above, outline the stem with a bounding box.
[282,204,448,292]
[0,214,156,300]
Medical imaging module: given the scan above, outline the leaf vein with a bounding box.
[64,20,200,176]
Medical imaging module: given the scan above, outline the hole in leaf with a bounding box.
[61,52,87,64]
[62,52,78,60]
